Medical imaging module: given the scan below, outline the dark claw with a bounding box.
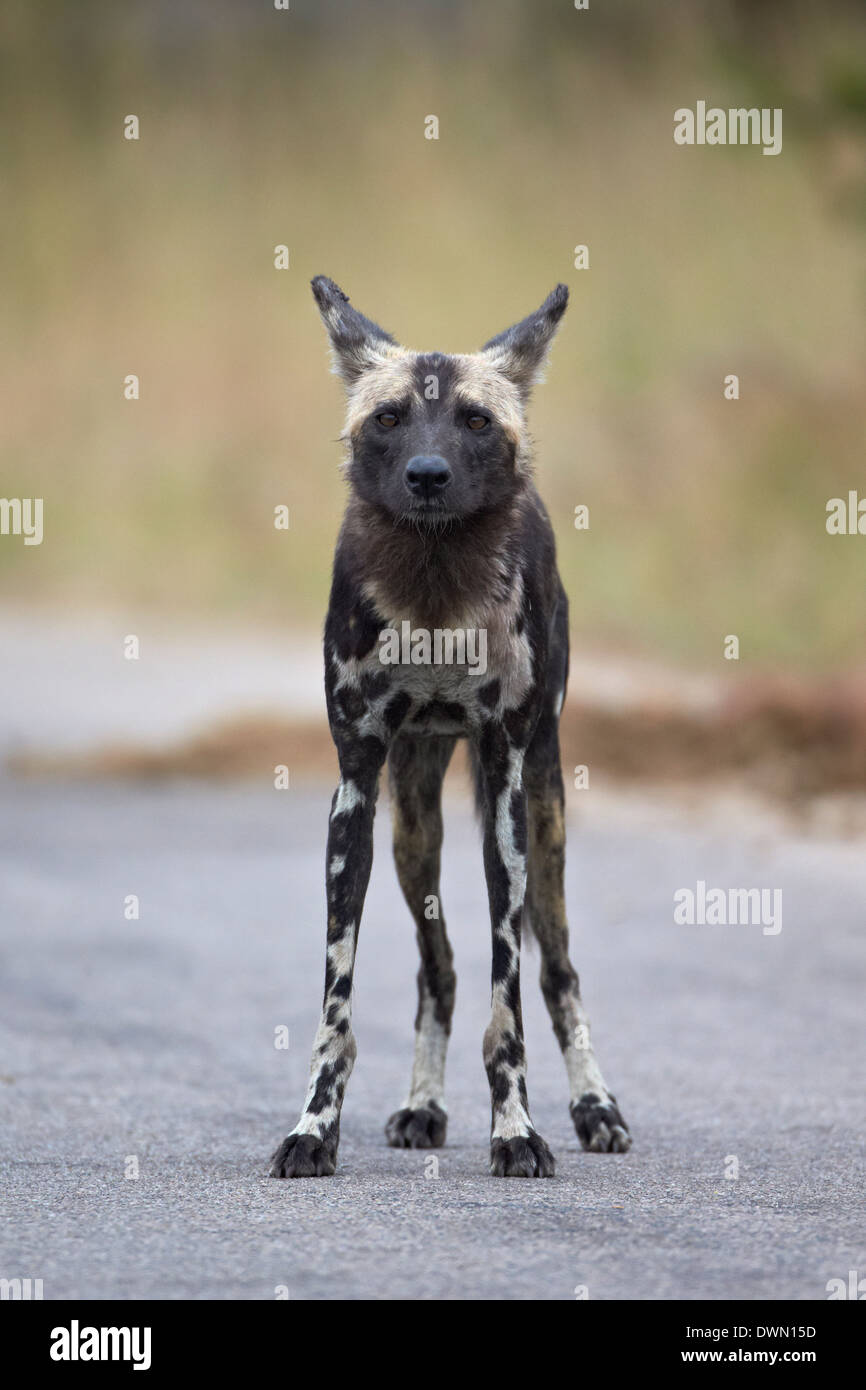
[269,1132,337,1178]
[490,1130,556,1178]
[570,1092,632,1153]
[385,1103,447,1149]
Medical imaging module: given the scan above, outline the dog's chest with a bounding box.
[331,603,534,738]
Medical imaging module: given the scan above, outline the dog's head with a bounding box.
[311,275,568,527]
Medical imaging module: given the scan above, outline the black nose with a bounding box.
[404,455,452,499]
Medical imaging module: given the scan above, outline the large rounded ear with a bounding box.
[311,276,398,386]
[481,284,569,396]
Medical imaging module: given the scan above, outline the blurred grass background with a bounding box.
[2,0,865,669]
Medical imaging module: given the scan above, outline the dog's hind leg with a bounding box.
[385,734,457,1149]
[524,697,631,1154]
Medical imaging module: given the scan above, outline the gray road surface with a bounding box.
[0,778,863,1300]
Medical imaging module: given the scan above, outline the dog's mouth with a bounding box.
[399,499,461,530]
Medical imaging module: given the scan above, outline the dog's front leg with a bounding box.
[270,739,386,1178]
[476,725,556,1178]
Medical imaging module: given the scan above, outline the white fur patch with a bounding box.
[333,780,365,816]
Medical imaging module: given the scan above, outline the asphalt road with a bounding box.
[0,777,863,1300]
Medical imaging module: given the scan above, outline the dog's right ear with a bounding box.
[311,276,398,386]
[480,284,569,398]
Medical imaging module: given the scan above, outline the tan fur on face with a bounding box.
[344,346,529,472]
[450,354,525,448]
[344,350,421,437]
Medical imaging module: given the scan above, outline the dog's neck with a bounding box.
[342,491,526,629]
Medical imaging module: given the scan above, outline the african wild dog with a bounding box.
[269,276,631,1179]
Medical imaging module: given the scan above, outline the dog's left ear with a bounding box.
[311,275,398,386]
[481,284,569,396]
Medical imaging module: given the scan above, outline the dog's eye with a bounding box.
[467,415,489,431]
[376,412,399,428]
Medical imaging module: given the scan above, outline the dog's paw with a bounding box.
[570,1092,631,1153]
[490,1129,556,1178]
[385,1103,447,1149]
[269,1132,336,1178]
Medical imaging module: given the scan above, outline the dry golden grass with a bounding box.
[14,672,866,819]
